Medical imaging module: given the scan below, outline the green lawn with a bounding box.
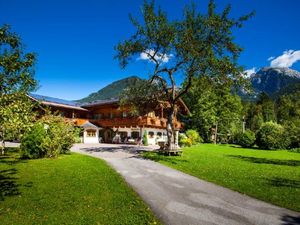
[143,144,300,212]
[0,148,160,225]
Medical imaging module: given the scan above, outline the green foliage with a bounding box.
[237,130,256,148]
[282,121,300,149]
[256,121,290,150]
[179,133,192,147]
[116,1,253,147]
[21,114,77,158]
[20,123,47,159]
[0,92,36,142]
[143,130,148,146]
[0,25,37,152]
[179,130,202,147]
[0,24,37,94]
[244,86,300,139]
[186,129,202,145]
[185,76,243,142]
[289,148,300,153]
[119,78,163,116]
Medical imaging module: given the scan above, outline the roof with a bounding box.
[28,93,88,111]
[80,98,119,107]
[79,121,99,129]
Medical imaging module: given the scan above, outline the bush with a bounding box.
[289,148,300,153]
[237,130,256,148]
[21,115,77,158]
[20,123,47,159]
[256,121,290,150]
[179,133,190,147]
[142,131,148,146]
[186,129,203,145]
[283,121,300,149]
[179,130,202,147]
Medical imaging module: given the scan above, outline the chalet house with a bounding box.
[29,94,189,145]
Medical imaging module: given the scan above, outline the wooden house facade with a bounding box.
[29,94,189,145]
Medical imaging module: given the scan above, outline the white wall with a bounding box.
[141,127,167,145]
[111,127,167,145]
[83,128,99,144]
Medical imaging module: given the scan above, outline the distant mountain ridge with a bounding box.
[77,67,300,103]
[250,67,300,96]
[77,76,142,103]
[239,67,300,100]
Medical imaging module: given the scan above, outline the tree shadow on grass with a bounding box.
[0,168,20,201]
[266,177,300,189]
[141,152,188,165]
[228,155,300,167]
[0,148,27,165]
[0,149,31,201]
[281,215,300,225]
[229,145,270,150]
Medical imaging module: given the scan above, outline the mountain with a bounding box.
[250,67,300,96]
[77,76,143,103]
[240,67,300,100]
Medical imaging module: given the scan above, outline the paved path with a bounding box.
[72,144,300,225]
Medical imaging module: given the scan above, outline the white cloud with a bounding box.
[269,50,300,68]
[267,56,274,61]
[138,49,173,63]
[244,67,256,78]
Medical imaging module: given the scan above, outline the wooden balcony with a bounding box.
[89,116,183,129]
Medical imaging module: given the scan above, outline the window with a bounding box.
[122,111,127,118]
[157,132,162,137]
[119,131,128,139]
[148,131,154,138]
[86,129,96,137]
[93,113,102,119]
[131,131,139,139]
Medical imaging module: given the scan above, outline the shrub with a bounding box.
[186,129,203,145]
[40,115,76,156]
[179,137,192,147]
[283,121,300,149]
[143,131,148,146]
[179,133,190,147]
[237,130,256,148]
[20,123,47,159]
[289,148,300,153]
[256,121,290,150]
[21,115,77,158]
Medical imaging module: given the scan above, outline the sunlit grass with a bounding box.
[0,148,160,225]
[143,144,300,212]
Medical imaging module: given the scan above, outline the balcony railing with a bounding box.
[88,116,183,129]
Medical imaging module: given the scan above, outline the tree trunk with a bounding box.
[166,107,175,150]
[214,122,218,144]
[0,130,5,155]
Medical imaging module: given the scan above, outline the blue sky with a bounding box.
[1,0,300,100]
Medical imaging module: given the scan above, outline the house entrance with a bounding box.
[100,128,114,143]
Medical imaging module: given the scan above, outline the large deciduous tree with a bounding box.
[115,0,253,149]
[184,76,243,142]
[0,24,37,154]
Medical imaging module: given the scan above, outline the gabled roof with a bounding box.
[79,121,99,129]
[28,93,88,111]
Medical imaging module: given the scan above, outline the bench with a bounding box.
[159,149,182,156]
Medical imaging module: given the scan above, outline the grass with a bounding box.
[143,144,300,212]
[0,148,160,225]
